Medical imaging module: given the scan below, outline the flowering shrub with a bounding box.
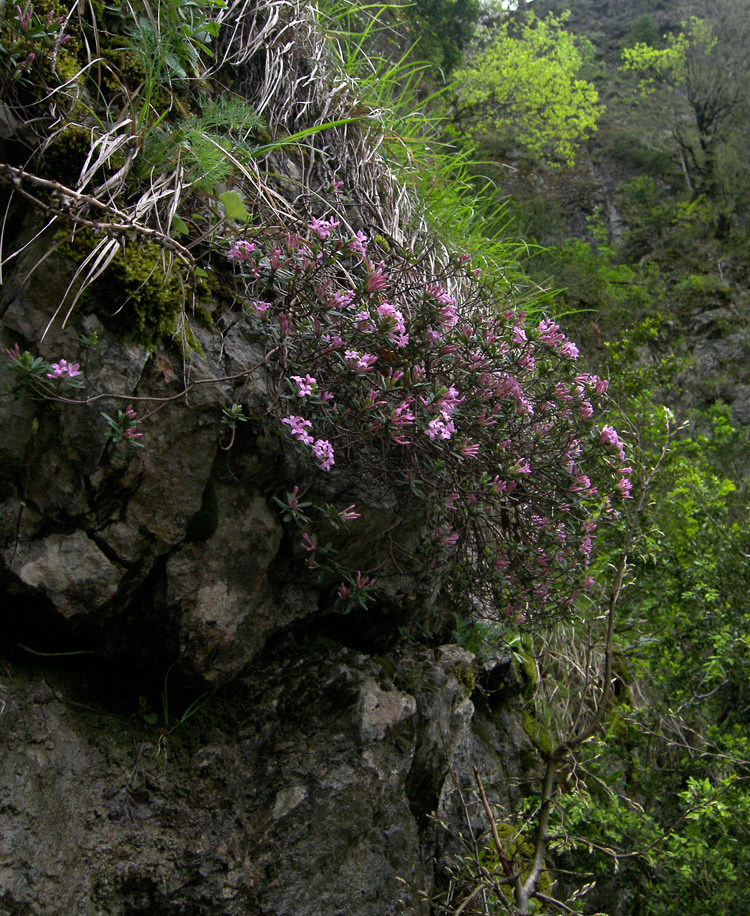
[227,219,632,623]
[4,345,84,397]
[101,404,144,446]
[3,344,144,448]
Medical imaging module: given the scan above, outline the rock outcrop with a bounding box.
[0,223,531,916]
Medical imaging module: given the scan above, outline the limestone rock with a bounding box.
[6,530,123,619]
[0,639,499,916]
[166,491,287,679]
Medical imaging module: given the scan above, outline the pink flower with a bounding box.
[329,289,355,309]
[591,376,608,394]
[5,343,21,360]
[424,283,453,305]
[355,309,374,331]
[436,385,463,418]
[426,416,455,441]
[364,389,387,410]
[227,240,255,261]
[390,399,415,428]
[617,476,633,498]
[538,318,562,345]
[438,304,458,329]
[365,263,388,293]
[339,505,360,522]
[310,216,340,240]
[312,439,335,471]
[46,359,80,379]
[600,425,625,460]
[16,3,32,31]
[287,486,301,510]
[377,302,407,346]
[124,404,137,420]
[512,324,527,346]
[459,440,480,458]
[253,300,271,316]
[282,415,314,445]
[123,428,143,440]
[440,529,459,547]
[291,374,317,397]
[560,341,580,360]
[344,350,377,373]
[348,231,368,258]
[301,532,317,552]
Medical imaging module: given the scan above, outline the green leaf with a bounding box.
[170,215,189,237]
[219,190,250,221]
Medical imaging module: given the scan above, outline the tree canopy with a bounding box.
[453,12,602,166]
[622,0,750,201]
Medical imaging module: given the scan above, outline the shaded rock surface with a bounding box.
[0,638,528,916]
[0,228,531,913]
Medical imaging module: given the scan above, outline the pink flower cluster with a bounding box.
[345,350,377,373]
[227,217,629,621]
[47,359,80,379]
[228,240,256,261]
[291,374,317,397]
[122,405,143,441]
[376,302,408,348]
[282,415,334,471]
[310,216,341,241]
[425,385,463,441]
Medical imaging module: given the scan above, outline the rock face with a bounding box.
[0,227,531,915]
[0,637,528,916]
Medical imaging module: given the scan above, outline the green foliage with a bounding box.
[524,214,665,340]
[622,2,750,204]
[609,135,676,181]
[622,13,662,50]
[61,233,189,345]
[405,0,480,75]
[125,0,226,124]
[454,12,602,166]
[433,811,553,915]
[540,360,750,913]
[141,97,265,190]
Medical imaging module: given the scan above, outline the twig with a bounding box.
[473,766,514,879]
[0,163,195,271]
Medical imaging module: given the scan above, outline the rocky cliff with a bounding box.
[0,0,543,910]
[0,215,535,915]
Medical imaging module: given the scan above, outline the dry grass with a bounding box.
[1,0,453,338]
